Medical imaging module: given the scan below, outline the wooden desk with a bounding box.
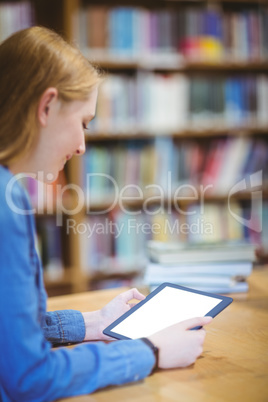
[47,266,268,402]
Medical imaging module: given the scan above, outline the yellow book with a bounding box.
[199,36,223,61]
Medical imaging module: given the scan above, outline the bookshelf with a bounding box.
[1,0,268,295]
[71,0,268,292]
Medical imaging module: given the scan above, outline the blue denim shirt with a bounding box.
[0,166,154,401]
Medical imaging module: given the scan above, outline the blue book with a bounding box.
[203,10,223,39]
[235,78,244,124]
[154,137,174,192]
[225,78,243,125]
[109,7,134,55]
[114,213,136,263]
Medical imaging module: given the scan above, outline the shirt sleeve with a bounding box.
[43,310,86,344]
[0,179,155,401]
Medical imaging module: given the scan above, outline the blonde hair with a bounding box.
[0,26,102,165]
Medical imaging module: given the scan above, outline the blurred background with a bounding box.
[1,0,267,296]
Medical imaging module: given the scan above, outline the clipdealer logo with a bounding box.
[228,170,263,232]
[5,170,264,234]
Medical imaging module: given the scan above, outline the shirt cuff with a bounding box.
[93,338,155,390]
[44,310,85,344]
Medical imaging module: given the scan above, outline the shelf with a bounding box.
[83,190,268,212]
[86,126,268,142]
[183,61,268,72]
[84,51,268,73]
[80,0,268,7]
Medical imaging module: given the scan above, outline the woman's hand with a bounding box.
[148,316,213,369]
[82,288,145,341]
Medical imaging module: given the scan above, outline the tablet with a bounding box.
[103,283,233,340]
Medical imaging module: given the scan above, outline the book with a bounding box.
[108,7,135,56]
[145,261,253,279]
[87,6,108,50]
[0,2,34,43]
[149,280,249,294]
[144,260,252,294]
[213,136,252,195]
[147,240,256,264]
[78,5,268,62]
[257,75,268,126]
[91,72,268,134]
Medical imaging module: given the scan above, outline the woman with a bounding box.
[0,26,212,401]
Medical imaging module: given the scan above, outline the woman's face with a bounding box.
[11,88,98,182]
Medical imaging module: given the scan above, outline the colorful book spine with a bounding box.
[89,73,268,134]
[82,137,268,198]
[77,5,268,62]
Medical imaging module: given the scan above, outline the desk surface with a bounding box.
[47,266,268,402]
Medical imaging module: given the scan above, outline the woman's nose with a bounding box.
[76,140,85,156]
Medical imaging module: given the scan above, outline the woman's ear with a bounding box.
[38,87,58,127]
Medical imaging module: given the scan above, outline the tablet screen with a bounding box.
[104,283,232,340]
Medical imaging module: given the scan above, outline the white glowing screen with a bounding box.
[111,286,221,339]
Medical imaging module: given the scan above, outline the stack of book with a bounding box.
[144,240,256,293]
